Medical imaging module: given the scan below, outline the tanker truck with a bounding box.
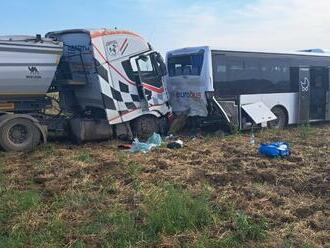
[0,29,171,151]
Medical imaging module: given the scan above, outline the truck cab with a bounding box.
[0,29,171,151]
[47,29,171,141]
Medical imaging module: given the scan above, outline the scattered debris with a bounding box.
[167,140,184,149]
[130,133,162,153]
[0,125,329,247]
[259,142,291,158]
[117,144,132,150]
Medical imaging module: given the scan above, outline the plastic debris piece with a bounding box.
[259,142,291,158]
[118,144,132,150]
[250,133,256,145]
[146,133,162,146]
[167,140,184,149]
[130,133,162,153]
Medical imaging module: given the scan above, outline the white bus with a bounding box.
[166,46,330,130]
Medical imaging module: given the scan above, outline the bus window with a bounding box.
[213,54,226,82]
[213,54,292,96]
[168,52,204,77]
[260,58,290,93]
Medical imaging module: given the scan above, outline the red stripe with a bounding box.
[121,43,129,55]
[91,30,144,40]
[109,108,139,122]
[108,103,167,122]
[93,44,136,86]
[142,83,165,94]
[120,38,128,52]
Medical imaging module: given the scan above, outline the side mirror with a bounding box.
[160,63,167,76]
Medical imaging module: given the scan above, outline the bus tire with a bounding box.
[0,118,41,152]
[131,115,160,140]
[268,106,288,129]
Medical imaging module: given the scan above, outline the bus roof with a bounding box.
[167,46,330,58]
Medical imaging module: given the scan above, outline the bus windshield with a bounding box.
[168,52,204,77]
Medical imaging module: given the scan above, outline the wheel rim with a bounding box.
[8,124,29,144]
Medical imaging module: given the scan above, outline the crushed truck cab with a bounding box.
[0,29,171,151]
[47,29,171,142]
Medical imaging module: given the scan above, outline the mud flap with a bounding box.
[241,102,277,125]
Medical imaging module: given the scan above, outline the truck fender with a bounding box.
[151,111,162,118]
[0,114,47,144]
[139,111,162,119]
[126,110,161,122]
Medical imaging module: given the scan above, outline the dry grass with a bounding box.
[0,124,329,247]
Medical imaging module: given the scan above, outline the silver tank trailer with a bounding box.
[0,35,63,98]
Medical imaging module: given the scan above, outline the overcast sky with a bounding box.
[1,0,329,54]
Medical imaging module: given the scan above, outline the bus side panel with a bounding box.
[240,93,299,125]
[326,68,330,120]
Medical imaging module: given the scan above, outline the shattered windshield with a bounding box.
[168,52,204,77]
[122,52,164,88]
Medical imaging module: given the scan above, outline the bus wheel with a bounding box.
[268,107,288,129]
[0,118,41,152]
[131,115,160,140]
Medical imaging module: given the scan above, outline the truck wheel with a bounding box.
[268,107,288,129]
[131,115,160,140]
[0,118,41,152]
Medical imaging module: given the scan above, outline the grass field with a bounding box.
[0,124,329,247]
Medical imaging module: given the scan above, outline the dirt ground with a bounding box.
[0,124,329,247]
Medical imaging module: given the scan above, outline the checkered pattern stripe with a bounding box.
[100,77,142,111]
[92,39,167,122]
[109,81,141,110]
[96,59,165,112]
[103,81,165,111]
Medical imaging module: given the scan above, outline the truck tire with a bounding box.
[268,106,288,129]
[0,118,41,152]
[131,115,160,140]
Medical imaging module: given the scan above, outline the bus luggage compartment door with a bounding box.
[298,67,311,123]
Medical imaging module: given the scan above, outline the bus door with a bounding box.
[309,67,328,120]
[298,67,311,123]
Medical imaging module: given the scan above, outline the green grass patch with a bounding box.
[75,150,94,163]
[218,235,242,248]
[218,212,268,247]
[299,123,314,139]
[0,231,27,248]
[127,161,143,190]
[78,208,146,248]
[234,212,267,241]
[192,233,216,248]
[0,175,268,248]
[107,209,146,248]
[0,189,43,247]
[0,216,69,248]
[0,190,41,223]
[145,184,215,236]
[78,184,217,247]
[37,143,56,157]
